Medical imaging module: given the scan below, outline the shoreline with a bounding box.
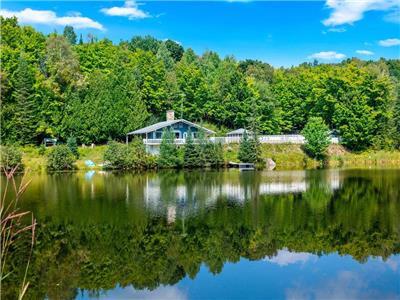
[18,144,400,173]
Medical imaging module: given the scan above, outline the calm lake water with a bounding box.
[3,169,400,300]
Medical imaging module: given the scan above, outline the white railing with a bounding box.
[143,135,339,145]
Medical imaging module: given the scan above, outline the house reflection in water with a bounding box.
[141,170,342,221]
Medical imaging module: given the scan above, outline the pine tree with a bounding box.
[183,129,198,168]
[156,42,175,70]
[158,128,180,168]
[238,130,259,163]
[79,34,84,45]
[12,53,37,144]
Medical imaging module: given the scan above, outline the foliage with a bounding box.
[302,117,331,159]
[158,129,181,168]
[1,18,399,151]
[47,145,76,171]
[183,129,199,168]
[63,25,77,44]
[67,137,79,158]
[238,131,261,163]
[0,145,23,171]
[103,140,156,170]
[183,130,224,168]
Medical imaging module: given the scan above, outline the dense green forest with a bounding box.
[1,17,399,151]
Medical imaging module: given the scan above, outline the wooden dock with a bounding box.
[228,162,255,171]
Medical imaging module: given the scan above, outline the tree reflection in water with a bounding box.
[3,169,400,299]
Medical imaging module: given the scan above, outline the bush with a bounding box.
[302,117,330,160]
[0,145,23,171]
[38,144,46,155]
[67,137,79,158]
[104,140,156,170]
[47,145,76,171]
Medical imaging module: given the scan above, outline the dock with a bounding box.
[228,162,255,171]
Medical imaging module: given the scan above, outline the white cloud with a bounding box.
[264,249,317,266]
[308,51,346,60]
[356,50,374,55]
[378,38,400,47]
[100,0,149,20]
[328,27,347,33]
[323,0,400,26]
[100,285,188,300]
[0,8,104,30]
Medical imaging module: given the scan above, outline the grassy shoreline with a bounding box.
[19,144,400,172]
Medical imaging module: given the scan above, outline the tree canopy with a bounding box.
[1,17,399,151]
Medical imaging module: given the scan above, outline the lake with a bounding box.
[3,169,400,299]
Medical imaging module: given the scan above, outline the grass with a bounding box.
[18,143,400,172]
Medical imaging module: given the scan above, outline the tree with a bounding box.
[129,35,160,54]
[12,53,37,144]
[63,26,77,44]
[156,42,174,70]
[302,117,331,160]
[158,129,180,168]
[238,130,260,163]
[183,129,199,168]
[165,39,184,62]
[67,136,79,158]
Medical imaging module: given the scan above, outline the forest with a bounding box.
[1,17,400,151]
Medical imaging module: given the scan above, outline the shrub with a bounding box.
[104,140,156,170]
[67,137,79,158]
[47,145,76,171]
[103,141,129,169]
[302,117,330,160]
[38,144,46,155]
[0,145,23,171]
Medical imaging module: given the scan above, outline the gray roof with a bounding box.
[127,119,215,135]
[227,128,252,135]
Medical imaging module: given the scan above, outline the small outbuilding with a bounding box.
[226,128,253,138]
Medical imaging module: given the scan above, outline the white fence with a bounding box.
[143,135,339,145]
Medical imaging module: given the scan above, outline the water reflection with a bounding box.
[3,169,400,299]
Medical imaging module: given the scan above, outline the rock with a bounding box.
[266,158,276,170]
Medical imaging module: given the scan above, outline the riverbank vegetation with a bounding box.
[1,17,400,154]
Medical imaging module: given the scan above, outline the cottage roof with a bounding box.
[227,128,252,135]
[127,119,215,135]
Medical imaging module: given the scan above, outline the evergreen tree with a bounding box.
[12,53,37,144]
[63,26,77,45]
[238,130,259,163]
[156,42,174,70]
[78,34,83,45]
[67,136,79,158]
[183,129,199,168]
[158,128,180,168]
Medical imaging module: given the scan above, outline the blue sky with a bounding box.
[1,1,399,66]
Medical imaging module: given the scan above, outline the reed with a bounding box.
[0,166,36,299]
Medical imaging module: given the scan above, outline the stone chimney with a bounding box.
[166,110,175,121]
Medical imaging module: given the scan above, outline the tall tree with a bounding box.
[63,26,77,44]
[12,53,37,144]
[165,39,184,62]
